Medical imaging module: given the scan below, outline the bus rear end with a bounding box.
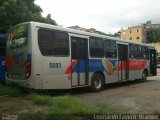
[6,23,32,85]
[0,34,6,83]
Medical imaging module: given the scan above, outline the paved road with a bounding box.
[74,68,160,114]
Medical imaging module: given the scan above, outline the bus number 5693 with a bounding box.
[49,63,61,68]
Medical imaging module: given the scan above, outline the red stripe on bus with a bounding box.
[65,60,78,74]
[129,60,148,70]
[119,60,148,71]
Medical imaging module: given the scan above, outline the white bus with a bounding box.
[6,22,157,92]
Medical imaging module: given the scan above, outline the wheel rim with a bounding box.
[94,77,102,89]
[142,72,147,80]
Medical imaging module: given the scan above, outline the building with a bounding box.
[119,21,160,53]
[119,25,147,43]
[67,26,106,35]
[67,25,86,31]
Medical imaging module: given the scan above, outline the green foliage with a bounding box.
[0,0,57,33]
[50,95,97,115]
[27,93,53,105]
[0,84,110,117]
[27,93,100,115]
[0,84,22,97]
[147,28,160,43]
[0,103,25,112]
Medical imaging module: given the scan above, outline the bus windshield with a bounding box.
[8,24,28,49]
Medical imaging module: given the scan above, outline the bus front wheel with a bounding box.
[91,73,104,92]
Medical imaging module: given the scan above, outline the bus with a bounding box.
[6,22,157,91]
[0,34,6,83]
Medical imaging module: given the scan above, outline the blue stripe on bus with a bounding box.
[72,59,117,73]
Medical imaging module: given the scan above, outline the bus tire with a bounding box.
[142,70,148,81]
[91,73,104,92]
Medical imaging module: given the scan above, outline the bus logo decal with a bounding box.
[65,60,77,74]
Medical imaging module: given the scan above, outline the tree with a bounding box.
[147,28,160,43]
[0,0,57,33]
[113,32,121,38]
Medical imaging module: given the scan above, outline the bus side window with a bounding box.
[141,46,149,60]
[137,45,142,59]
[89,37,104,58]
[129,44,134,59]
[104,40,117,58]
[134,45,138,59]
[38,29,69,56]
[144,47,149,60]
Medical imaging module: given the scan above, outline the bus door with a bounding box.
[118,44,129,80]
[71,37,88,87]
[149,49,157,76]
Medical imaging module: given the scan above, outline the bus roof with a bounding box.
[13,21,154,48]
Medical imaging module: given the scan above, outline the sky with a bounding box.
[35,0,160,34]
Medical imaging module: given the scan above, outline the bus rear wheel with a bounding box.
[91,73,104,92]
[142,70,148,81]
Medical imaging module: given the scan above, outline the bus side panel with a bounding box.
[42,57,71,89]
[43,74,71,89]
[104,70,118,83]
[88,58,118,84]
[34,76,43,89]
[30,25,43,89]
[128,60,149,80]
[104,59,118,84]
[129,70,135,80]
[135,70,143,79]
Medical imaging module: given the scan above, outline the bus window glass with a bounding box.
[89,37,104,58]
[96,38,104,57]
[53,32,69,55]
[134,45,138,51]
[141,46,149,60]
[134,45,138,59]
[110,41,116,49]
[8,24,28,49]
[130,44,134,51]
[89,37,96,48]
[129,44,134,59]
[38,29,69,56]
[104,40,109,49]
[89,37,96,57]
[137,45,142,59]
[97,38,103,48]
[104,40,117,58]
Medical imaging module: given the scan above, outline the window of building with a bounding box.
[137,37,140,40]
[89,37,104,58]
[104,40,117,58]
[123,32,126,35]
[129,37,132,40]
[130,30,132,33]
[38,29,69,56]
[137,29,139,33]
